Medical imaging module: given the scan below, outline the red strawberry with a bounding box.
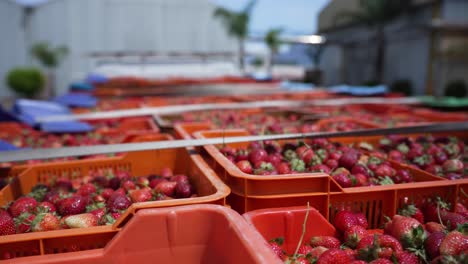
[149,178,166,189]
[160,167,173,178]
[310,236,341,249]
[439,231,468,256]
[296,145,315,165]
[57,196,87,216]
[339,150,360,170]
[307,246,328,259]
[334,211,358,233]
[276,162,291,174]
[455,203,468,218]
[36,201,56,213]
[8,197,37,217]
[354,212,368,229]
[121,180,136,192]
[107,193,131,213]
[425,222,446,233]
[154,181,177,197]
[286,257,308,264]
[440,212,466,230]
[422,198,449,223]
[236,160,253,174]
[14,212,35,233]
[394,251,419,264]
[385,215,426,249]
[170,175,190,184]
[64,213,98,228]
[249,148,268,164]
[399,204,424,224]
[350,261,367,264]
[357,234,403,260]
[344,225,368,248]
[354,173,369,186]
[297,244,314,255]
[268,241,284,259]
[175,182,193,198]
[310,164,331,174]
[369,259,392,264]
[31,213,60,232]
[325,159,339,170]
[317,249,352,264]
[129,188,152,203]
[135,177,149,188]
[43,191,61,205]
[55,178,73,192]
[0,210,15,236]
[267,153,283,166]
[333,173,353,188]
[374,164,394,178]
[77,183,96,197]
[90,208,106,222]
[351,164,371,178]
[424,231,445,259]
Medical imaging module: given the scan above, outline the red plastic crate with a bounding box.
[7,205,281,264]
[0,148,229,260]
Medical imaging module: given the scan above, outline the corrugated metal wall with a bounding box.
[0,1,27,98]
[1,0,237,97]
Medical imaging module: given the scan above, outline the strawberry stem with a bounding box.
[293,202,310,258]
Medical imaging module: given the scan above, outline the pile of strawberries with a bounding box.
[375,135,467,180]
[0,168,195,236]
[222,138,416,187]
[269,199,468,263]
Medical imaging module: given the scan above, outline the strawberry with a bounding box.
[424,231,445,259]
[399,204,425,224]
[296,145,315,165]
[285,257,309,264]
[354,212,369,229]
[54,178,73,192]
[425,222,446,233]
[333,173,353,188]
[393,251,419,264]
[160,167,173,178]
[307,246,328,259]
[89,208,106,222]
[31,213,60,232]
[310,236,341,249]
[442,159,463,173]
[0,210,15,235]
[297,244,313,255]
[57,196,87,216]
[344,225,368,248]
[439,231,468,256]
[14,212,36,233]
[422,198,450,223]
[357,234,403,260]
[149,178,166,189]
[236,160,253,174]
[440,212,466,230]
[91,176,109,188]
[154,181,177,197]
[350,261,367,264]
[121,180,136,192]
[170,175,190,184]
[431,255,468,264]
[107,193,131,213]
[249,148,268,164]
[77,183,97,197]
[354,173,369,187]
[135,177,149,188]
[129,188,152,203]
[268,238,284,259]
[339,150,360,170]
[276,162,291,174]
[8,197,37,217]
[43,191,61,205]
[175,182,193,198]
[369,259,392,264]
[385,215,426,249]
[36,201,56,213]
[455,203,468,218]
[64,213,98,228]
[334,211,358,233]
[316,249,352,264]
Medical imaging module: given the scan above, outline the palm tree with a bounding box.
[31,42,68,98]
[264,28,283,76]
[336,0,412,83]
[213,0,256,73]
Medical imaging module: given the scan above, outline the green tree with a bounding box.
[7,67,45,98]
[31,42,68,97]
[264,28,283,75]
[214,0,256,73]
[337,0,412,83]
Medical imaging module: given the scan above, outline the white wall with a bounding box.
[0,1,27,98]
[7,0,237,96]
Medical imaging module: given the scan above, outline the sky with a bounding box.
[210,0,330,35]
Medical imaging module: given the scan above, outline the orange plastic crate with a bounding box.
[244,206,337,254]
[9,205,281,264]
[0,148,229,260]
[193,129,335,214]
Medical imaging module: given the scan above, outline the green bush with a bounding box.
[390,79,413,96]
[445,80,467,98]
[6,67,45,98]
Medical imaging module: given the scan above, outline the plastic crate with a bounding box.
[243,206,337,254]
[174,122,213,139]
[412,109,468,122]
[193,129,336,214]
[314,116,382,131]
[9,205,281,264]
[0,148,230,260]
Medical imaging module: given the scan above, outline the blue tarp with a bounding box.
[0,140,20,151]
[54,93,98,108]
[329,84,388,96]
